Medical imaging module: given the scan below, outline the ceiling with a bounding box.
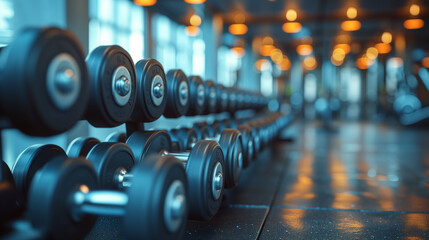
[150,0,429,61]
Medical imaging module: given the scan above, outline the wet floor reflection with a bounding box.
[264,122,429,239]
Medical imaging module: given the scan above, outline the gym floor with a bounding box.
[184,121,429,239]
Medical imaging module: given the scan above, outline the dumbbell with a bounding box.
[85,45,137,127]
[0,160,18,221]
[226,87,237,113]
[0,27,89,136]
[204,80,217,114]
[126,130,224,220]
[164,69,190,118]
[215,83,228,113]
[14,144,188,240]
[186,76,205,116]
[66,137,100,158]
[173,127,243,188]
[211,119,254,168]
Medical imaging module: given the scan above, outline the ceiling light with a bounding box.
[346,7,357,19]
[341,20,361,31]
[184,0,206,4]
[403,19,424,29]
[374,43,391,54]
[286,9,297,21]
[190,14,202,26]
[134,0,156,6]
[303,56,317,70]
[296,44,313,56]
[381,32,392,44]
[282,22,302,33]
[229,24,248,35]
[186,26,200,36]
[410,4,420,16]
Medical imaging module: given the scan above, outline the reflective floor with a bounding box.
[185,121,429,239]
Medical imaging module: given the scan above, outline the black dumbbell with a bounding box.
[178,127,243,188]
[215,83,228,113]
[0,27,89,136]
[105,132,127,143]
[186,76,205,116]
[0,160,18,220]
[169,128,198,151]
[226,87,237,113]
[126,130,224,220]
[164,69,190,118]
[66,137,100,158]
[204,80,217,114]
[129,59,168,122]
[14,144,188,240]
[85,45,137,127]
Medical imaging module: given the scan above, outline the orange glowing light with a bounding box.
[366,47,378,60]
[303,56,317,70]
[279,57,291,71]
[374,43,391,54]
[346,7,357,19]
[282,22,302,33]
[184,0,206,4]
[134,0,156,6]
[403,19,424,29]
[334,43,351,54]
[270,48,283,63]
[381,32,392,44]
[190,14,202,26]
[260,45,276,57]
[341,20,361,31]
[186,26,200,36]
[231,47,245,58]
[410,4,420,16]
[229,23,248,35]
[422,57,429,68]
[356,57,373,70]
[332,48,346,62]
[296,44,313,56]
[286,9,297,21]
[331,56,344,66]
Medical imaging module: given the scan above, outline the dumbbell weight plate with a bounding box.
[126,130,172,162]
[105,132,127,143]
[215,84,228,113]
[0,27,89,136]
[12,144,67,207]
[186,76,205,116]
[28,157,98,240]
[171,128,198,151]
[164,69,190,118]
[226,88,237,113]
[217,129,243,188]
[66,137,100,158]
[204,80,217,114]
[85,45,137,127]
[0,160,18,219]
[193,123,211,140]
[131,59,167,122]
[144,134,224,221]
[86,142,135,189]
[185,140,224,220]
[124,154,188,240]
[237,125,253,169]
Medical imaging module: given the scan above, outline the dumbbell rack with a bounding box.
[0,26,294,240]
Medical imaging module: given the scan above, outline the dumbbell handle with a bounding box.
[162,150,189,166]
[71,189,128,220]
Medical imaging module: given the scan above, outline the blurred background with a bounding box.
[0,0,428,166]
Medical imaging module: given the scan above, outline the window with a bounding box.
[89,0,145,62]
[0,0,13,46]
